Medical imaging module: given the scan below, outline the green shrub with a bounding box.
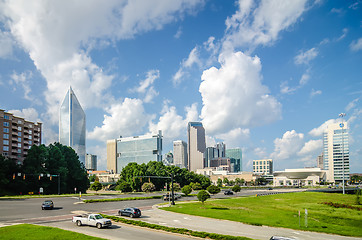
[232,185,241,192]
[90,181,102,192]
[182,185,192,196]
[115,181,132,192]
[197,190,210,203]
[190,182,202,190]
[141,182,156,192]
[207,185,221,195]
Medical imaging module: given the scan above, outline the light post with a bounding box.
[339,113,346,194]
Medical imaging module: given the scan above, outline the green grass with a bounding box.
[0,224,105,240]
[162,192,362,237]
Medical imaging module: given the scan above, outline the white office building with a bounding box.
[253,159,273,175]
[187,122,206,172]
[173,140,187,168]
[323,122,350,183]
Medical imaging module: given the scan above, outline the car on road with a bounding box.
[41,200,54,210]
[269,236,295,240]
[118,207,141,218]
[224,190,233,195]
[72,213,112,229]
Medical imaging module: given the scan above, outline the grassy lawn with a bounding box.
[0,224,105,240]
[162,192,362,237]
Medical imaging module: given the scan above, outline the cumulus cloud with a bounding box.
[199,51,281,135]
[88,98,150,142]
[294,47,318,65]
[310,89,322,97]
[148,101,198,140]
[223,0,309,51]
[350,38,362,51]
[298,139,322,156]
[8,108,40,123]
[270,130,304,160]
[215,128,250,148]
[9,71,35,102]
[346,98,359,112]
[308,119,338,137]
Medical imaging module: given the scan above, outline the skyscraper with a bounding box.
[226,148,242,172]
[323,122,350,183]
[107,131,163,173]
[173,140,187,168]
[59,87,86,165]
[187,122,206,172]
[86,153,97,171]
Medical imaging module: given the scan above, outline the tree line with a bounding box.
[0,143,89,196]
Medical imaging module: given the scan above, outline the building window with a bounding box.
[3,140,9,145]
[29,140,32,145]
[3,134,9,139]
[18,132,21,136]
[29,124,33,128]
[18,126,22,131]
[18,120,22,124]
[29,130,32,134]
[18,143,21,148]
[3,128,9,133]
[17,149,21,153]
[3,122,9,127]
[4,115,9,120]
[18,137,21,142]
[29,135,32,140]
[3,146,9,151]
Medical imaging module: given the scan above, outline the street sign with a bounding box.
[39,187,43,193]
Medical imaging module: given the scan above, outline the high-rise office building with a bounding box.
[226,148,242,172]
[59,87,86,165]
[0,109,42,164]
[107,131,162,173]
[173,140,187,168]
[187,122,206,172]
[215,142,226,158]
[253,159,273,175]
[323,122,350,183]
[86,153,97,171]
[317,153,324,170]
[204,146,215,168]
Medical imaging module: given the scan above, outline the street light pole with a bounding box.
[339,113,346,195]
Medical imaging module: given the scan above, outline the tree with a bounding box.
[232,184,241,193]
[223,178,230,186]
[89,174,97,182]
[190,182,202,190]
[181,185,192,196]
[90,181,102,192]
[256,177,267,186]
[197,190,210,204]
[207,185,220,195]
[216,178,223,187]
[172,182,181,191]
[229,180,235,186]
[141,182,156,192]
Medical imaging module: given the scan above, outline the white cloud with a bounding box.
[200,51,281,134]
[224,0,309,51]
[270,130,304,160]
[215,128,250,148]
[280,81,297,95]
[298,139,322,156]
[299,72,310,85]
[8,108,40,123]
[336,28,348,41]
[174,27,182,39]
[310,89,322,97]
[9,71,37,102]
[148,101,198,140]
[308,119,338,137]
[350,38,362,51]
[88,98,150,142]
[254,147,268,158]
[0,31,14,59]
[345,98,359,112]
[172,47,201,86]
[131,70,160,103]
[294,47,318,65]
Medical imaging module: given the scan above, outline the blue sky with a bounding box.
[1,0,361,173]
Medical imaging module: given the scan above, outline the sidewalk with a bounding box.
[136,205,360,240]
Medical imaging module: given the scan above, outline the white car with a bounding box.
[72,214,112,229]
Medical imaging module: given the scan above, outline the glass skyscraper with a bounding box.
[226,148,242,172]
[59,87,86,165]
[107,131,162,173]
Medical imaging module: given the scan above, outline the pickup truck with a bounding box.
[72,214,112,229]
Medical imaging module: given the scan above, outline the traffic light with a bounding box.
[13,174,15,180]
[23,174,25,180]
[39,175,41,180]
[50,176,52,181]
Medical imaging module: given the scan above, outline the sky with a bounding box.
[0,0,362,173]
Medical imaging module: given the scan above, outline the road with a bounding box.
[1,188,358,240]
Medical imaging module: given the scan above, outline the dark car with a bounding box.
[224,190,233,195]
[41,200,54,210]
[119,207,141,218]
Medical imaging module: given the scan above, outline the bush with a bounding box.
[197,190,210,204]
[115,181,132,192]
[217,178,223,187]
[90,181,102,192]
[182,185,192,196]
[172,182,181,191]
[207,185,220,195]
[190,182,202,190]
[232,185,241,192]
[141,182,156,192]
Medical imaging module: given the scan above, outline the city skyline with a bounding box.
[0,1,361,172]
